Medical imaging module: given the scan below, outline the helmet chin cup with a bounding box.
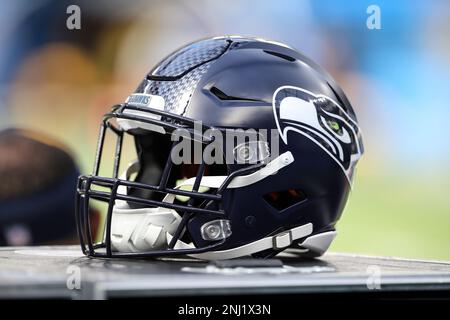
[110,207,181,252]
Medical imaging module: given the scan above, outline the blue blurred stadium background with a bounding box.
[0,0,449,259]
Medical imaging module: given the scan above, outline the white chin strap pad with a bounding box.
[110,161,183,253]
[111,207,181,252]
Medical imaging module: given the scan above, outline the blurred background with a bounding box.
[0,0,449,259]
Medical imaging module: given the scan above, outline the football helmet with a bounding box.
[76,36,364,260]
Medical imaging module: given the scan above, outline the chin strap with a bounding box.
[167,223,313,260]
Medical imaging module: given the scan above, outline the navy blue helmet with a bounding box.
[76,36,364,259]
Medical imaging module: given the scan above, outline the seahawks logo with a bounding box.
[272,86,364,183]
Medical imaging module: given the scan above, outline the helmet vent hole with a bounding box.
[263,50,295,62]
[209,87,261,102]
[263,189,307,211]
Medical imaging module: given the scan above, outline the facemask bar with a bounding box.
[75,103,266,258]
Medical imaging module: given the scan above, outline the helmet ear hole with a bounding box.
[263,189,307,211]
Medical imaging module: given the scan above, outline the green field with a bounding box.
[331,166,450,261]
